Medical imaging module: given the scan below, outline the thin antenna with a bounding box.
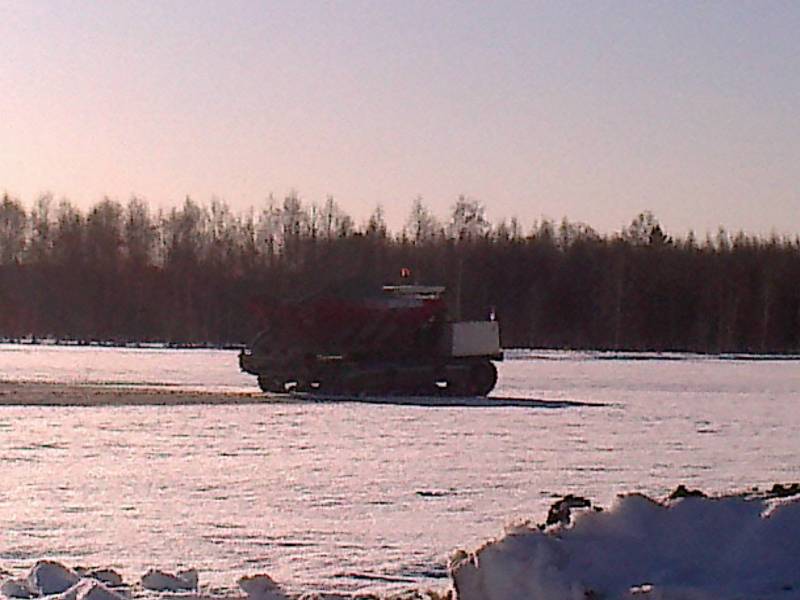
[454,256,463,320]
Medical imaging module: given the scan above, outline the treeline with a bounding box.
[0,192,799,352]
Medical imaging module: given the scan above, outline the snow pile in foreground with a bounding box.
[2,561,128,600]
[1,562,200,600]
[0,561,446,600]
[450,485,800,599]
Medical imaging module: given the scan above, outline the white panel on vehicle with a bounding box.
[450,321,500,357]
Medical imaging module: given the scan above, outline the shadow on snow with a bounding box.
[264,393,602,409]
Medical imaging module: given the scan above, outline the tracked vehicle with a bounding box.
[239,284,502,396]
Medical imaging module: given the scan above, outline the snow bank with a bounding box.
[0,563,126,600]
[238,574,288,600]
[141,568,198,592]
[51,579,126,600]
[0,563,201,600]
[450,486,800,599]
[0,580,34,599]
[80,570,124,588]
[3,565,434,600]
[27,561,80,596]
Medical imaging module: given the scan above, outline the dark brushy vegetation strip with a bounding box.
[0,192,798,352]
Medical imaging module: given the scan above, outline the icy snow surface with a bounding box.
[1,344,800,596]
[0,343,254,392]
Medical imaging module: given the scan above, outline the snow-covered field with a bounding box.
[1,344,799,597]
[0,343,255,392]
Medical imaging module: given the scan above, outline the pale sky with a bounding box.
[1,1,798,236]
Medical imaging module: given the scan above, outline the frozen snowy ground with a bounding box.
[1,345,799,596]
[4,487,800,599]
[0,559,444,599]
[0,344,255,393]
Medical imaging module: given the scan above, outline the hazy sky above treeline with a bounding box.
[1,1,798,236]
